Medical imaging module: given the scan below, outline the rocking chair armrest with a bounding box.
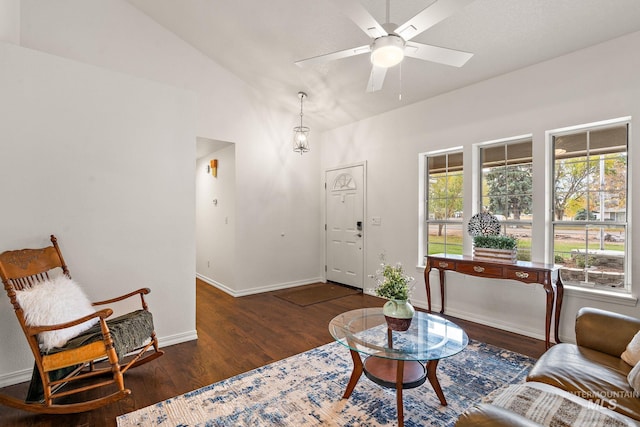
[27,308,113,335]
[92,288,151,306]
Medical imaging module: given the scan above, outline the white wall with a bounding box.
[320,30,640,343]
[196,144,236,290]
[0,0,19,44]
[0,42,196,385]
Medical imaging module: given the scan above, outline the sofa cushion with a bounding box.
[527,343,640,421]
[576,308,640,358]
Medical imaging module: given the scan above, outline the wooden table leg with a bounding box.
[554,276,564,344]
[439,269,446,314]
[543,282,555,350]
[424,265,432,313]
[426,360,447,406]
[396,359,404,427]
[343,349,363,399]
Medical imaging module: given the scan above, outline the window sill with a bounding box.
[563,285,638,307]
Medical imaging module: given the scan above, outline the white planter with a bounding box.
[473,247,517,264]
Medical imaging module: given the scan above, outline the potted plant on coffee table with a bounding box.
[373,262,415,331]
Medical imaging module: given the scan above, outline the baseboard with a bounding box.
[196,273,326,297]
[0,367,32,388]
[196,273,234,294]
[159,329,198,348]
[430,305,547,342]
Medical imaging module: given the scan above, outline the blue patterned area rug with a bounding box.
[117,340,535,426]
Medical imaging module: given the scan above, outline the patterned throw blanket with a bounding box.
[491,383,636,426]
[26,309,154,402]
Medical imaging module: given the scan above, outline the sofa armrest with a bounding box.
[575,307,640,357]
[456,404,543,427]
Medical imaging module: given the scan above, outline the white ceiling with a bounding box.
[126,0,640,131]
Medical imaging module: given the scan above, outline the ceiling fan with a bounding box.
[295,0,474,92]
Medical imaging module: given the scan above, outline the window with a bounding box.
[424,150,464,256]
[479,137,533,261]
[550,118,629,291]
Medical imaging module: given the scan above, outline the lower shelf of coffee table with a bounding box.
[363,356,427,389]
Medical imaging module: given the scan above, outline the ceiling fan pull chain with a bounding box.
[398,61,403,101]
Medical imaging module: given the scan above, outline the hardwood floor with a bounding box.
[0,279,546,426]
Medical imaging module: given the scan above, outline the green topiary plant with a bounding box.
[473,235,518,250]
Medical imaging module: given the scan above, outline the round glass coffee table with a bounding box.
[329,308,468,427]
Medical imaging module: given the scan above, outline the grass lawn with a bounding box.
[426,235,624,259]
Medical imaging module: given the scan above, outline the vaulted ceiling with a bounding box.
[126,0,640,131]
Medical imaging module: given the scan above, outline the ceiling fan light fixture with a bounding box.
[370,35,405,68]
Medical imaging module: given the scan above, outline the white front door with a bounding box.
[325,164,365,289]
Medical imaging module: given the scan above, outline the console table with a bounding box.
[424,254,563,349]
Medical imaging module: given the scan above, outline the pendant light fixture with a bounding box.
[293,91,310,155]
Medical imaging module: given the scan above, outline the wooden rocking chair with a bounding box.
[0,235,164,414]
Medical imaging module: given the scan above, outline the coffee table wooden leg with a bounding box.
[343,349,364,399]
[426,360,447,406]
[396,359,405,427]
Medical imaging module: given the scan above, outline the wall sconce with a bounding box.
[210,159,218,177]
[293,91,310,155]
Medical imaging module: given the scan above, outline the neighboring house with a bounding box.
[601,209,627,222]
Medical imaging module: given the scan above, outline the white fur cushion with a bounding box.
[15,276,98,351]
[622,330,640,366]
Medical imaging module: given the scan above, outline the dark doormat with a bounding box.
[275,283,361,306]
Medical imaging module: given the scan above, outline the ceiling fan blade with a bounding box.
[405,42,473,67]
[395,0,474,41]
[295,45,371,68]
[328,0,387,39]
[366,65,388,93]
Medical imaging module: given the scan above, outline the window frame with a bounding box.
[474,135,534,261]
[419,147,464,264]
[546,117,632,295]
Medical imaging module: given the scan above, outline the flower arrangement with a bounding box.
[372,262,414,301]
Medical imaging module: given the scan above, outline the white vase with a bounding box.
[382,299,415,331]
